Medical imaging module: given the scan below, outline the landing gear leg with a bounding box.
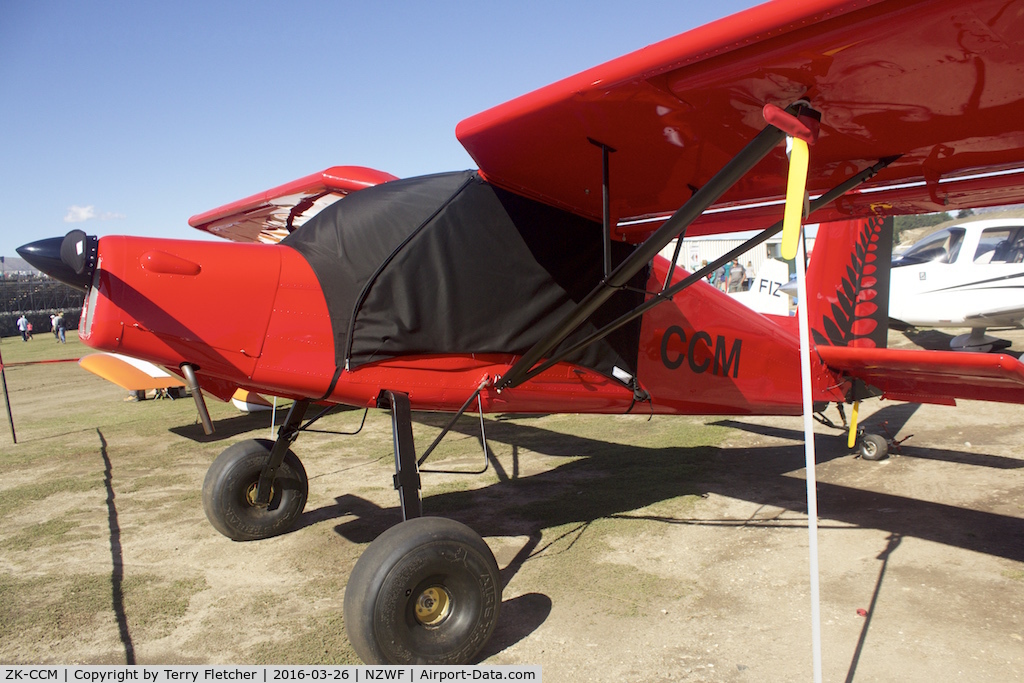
[344,390,501,664]
[377,390,422,520]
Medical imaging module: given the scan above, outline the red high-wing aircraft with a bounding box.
[17,0,1024,665]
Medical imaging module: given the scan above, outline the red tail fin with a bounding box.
[805,216,893,348]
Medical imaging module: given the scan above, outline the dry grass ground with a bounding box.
[0,330,1021,681]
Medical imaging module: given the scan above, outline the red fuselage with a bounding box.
[78,235,843,416]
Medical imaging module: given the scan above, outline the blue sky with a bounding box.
[0,0,758,258]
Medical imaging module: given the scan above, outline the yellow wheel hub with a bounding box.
[414,586,452,626]
[244,481,272,508]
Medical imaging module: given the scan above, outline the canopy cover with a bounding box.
[282,171,646,382]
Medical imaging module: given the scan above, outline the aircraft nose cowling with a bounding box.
[17,230,98,290]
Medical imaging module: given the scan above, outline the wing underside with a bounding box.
[966,306,1024,325]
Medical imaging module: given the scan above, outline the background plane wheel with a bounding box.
[859,433,889,461]
[202,438,308,541]
[344,516,501,664]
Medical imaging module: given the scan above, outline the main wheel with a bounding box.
[202,438,308,541]
[344,516,501,664]
[859,433,889,461]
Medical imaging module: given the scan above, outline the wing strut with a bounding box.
[497,111,800,391]
[509,155,899,386]
[588,138,617,279]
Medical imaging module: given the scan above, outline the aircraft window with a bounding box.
[1012,229,1024,263]
[975,227,1024,263]
[897,227,965,266]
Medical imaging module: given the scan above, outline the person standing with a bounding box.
[728,259,745,292]
[702,260,713,284]
[16,314,28,342]
[714,263,727,290]
[55,312,66,344]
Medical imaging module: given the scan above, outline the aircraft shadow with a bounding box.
[713,401,1024,470]
[170,411,286,442]
[478,592,552,660]
[169,403,365,442]
[306,409,1024,656]
[323,411,1024,562]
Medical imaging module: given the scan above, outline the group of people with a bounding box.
[15,312,66,343]
[700,259,755,293]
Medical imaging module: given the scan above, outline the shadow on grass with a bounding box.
[322,408,1024,560]
[714,401,1024,470]
[97,428,135,664]
[296,409,1024,657]
[169,403,367,443]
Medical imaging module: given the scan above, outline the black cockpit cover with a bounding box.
[281,171,646,382]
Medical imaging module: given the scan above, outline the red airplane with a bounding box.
[17,0,1024,665]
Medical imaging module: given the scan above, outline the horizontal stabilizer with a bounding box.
[818,346,1024,405]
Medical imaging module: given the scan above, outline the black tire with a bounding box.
[344,516,501,664]
[859,433,889,461]
[202,438,308,541]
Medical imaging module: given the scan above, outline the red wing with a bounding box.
[189,166,398,243]
[818,346,1024,405]
[457,0,1024,241]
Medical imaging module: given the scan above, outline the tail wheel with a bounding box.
[202,438,308,541]
[859,433,889,461]
[344,516,501,664]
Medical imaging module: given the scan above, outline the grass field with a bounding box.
[2,332,1021,681]
[0,333,727,666]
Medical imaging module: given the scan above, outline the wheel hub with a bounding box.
[244,481,272,508]
[414,586,452,626]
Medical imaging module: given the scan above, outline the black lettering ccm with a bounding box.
[660,325,742,378]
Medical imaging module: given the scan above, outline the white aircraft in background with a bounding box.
[729,258,792,316]
[736,217,1024,354]
[889,218,1024,352]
